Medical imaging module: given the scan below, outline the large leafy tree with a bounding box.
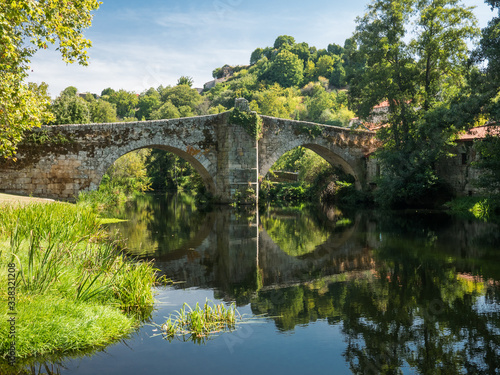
[102,89,139,119]
[50,88,90,125]
[473,0,500,120]
[349,0,478,207]
[0,0,101,158]
[263,50,304,88]
[470,1,500,196]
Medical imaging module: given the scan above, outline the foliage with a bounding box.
[136,88,161,120]
[105,149,152,195]
[84,94,118,123]
[21,129,73,146]
[250,84,301,119]
[349,0,479,207]
[229,108,263,140]
[473,134,500,193]
[260,182,307,203]
[444,195,497,219]
[150,101,180,120]
[177,76,194,87]
[50,88,91,125]
[232,187,257,207]
[470,0,500,121]
[262,49,304,88]
[145,149,202,192]
[160,84,202,111]
[0,0,100,157]
[0,202,160,359]
[102,89,139,119]
[161,301,240,343]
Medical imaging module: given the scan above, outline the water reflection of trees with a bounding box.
[251,212,500,374]
[109,193,207,256]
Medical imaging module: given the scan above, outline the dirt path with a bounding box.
[0,193,55,205]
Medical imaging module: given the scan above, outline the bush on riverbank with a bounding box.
[0,202,160,363]
[445,196,500,220]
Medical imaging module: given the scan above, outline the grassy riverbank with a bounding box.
[0,201,160,366]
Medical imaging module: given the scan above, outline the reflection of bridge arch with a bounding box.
[139,208,375,300]
[258,214,373,287]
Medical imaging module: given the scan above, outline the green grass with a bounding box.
[161,301,240,343]
[0,202,160,362]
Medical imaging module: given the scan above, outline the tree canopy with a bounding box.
[0,0,101,158]
[349,0,479,207]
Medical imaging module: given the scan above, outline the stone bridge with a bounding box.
[0,99,378,203]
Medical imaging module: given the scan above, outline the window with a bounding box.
[461,153,467,165]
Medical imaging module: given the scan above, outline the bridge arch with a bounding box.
[259,142,362,190]
[98,144,217,194]
[258,116,377,191]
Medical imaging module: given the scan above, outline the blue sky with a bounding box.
[28,0,495,98]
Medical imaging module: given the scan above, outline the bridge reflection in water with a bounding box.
[105,194,500,374]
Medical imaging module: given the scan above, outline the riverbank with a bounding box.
[0,200,160,370]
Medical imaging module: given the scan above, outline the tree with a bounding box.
[50,88,91,125]
[83,94,117,123]
[150,101,180,120]
[471,0,500,121]
[250,84,301,119]
[263,50,304,88]
[0,0,101,158]
[135,88,161,120]
[177,76,194,87]
[160,85,202,112]
[349,0,478,207]
[273,35,296,50]
[467,1,500,197]
[250,48,265,65]
[103,89,139,119]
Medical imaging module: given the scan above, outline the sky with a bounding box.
[28,0,496,98]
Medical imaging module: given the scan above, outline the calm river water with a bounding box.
[32,194,500,374]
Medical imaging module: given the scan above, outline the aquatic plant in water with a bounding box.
[160,301,241,343]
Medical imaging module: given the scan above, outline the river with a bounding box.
[29,193,500,374]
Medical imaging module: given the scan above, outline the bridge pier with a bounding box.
[216,99,259,204]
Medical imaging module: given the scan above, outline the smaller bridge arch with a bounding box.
[259,116,378,190]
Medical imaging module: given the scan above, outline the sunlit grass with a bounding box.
[0,202,161,360]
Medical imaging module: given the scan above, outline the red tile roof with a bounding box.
[373,100,390,109]
[458,124,500,141]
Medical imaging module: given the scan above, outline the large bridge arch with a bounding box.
[99,144,217,195]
